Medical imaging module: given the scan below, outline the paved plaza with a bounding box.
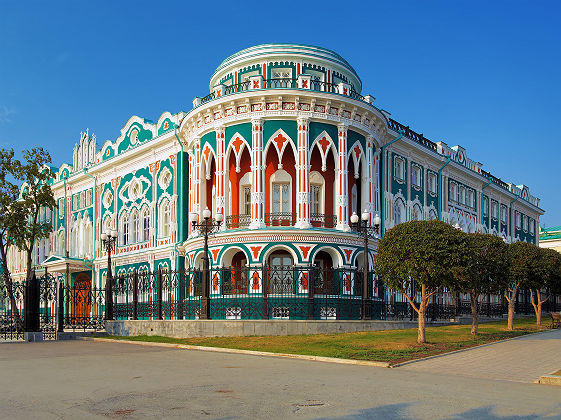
[399,327,561,383]
[0,331,560,419]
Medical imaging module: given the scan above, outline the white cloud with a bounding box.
[0,105,16,123]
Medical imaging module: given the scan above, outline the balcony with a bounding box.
[310,213,337,228]
[226,214,251,229]
[194,78,365,109]
[225,213,337,229]
[265,212,296,227]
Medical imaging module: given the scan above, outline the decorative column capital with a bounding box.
[297,116,310,127]
[337,123,349,134]
[251,118,264,128]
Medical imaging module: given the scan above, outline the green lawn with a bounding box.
[105,317,548,365]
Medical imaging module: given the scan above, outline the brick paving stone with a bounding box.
[398,328,561,383]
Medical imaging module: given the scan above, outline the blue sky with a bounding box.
[1,1,559,227]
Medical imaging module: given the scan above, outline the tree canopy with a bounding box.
[375,220,467,343]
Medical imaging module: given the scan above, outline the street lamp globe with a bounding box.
[110,230,118,238]
[373,213,381,227]
[350,212,359,224]
[189,212,198,223]
[215,213,224,223]
[202,207,211,219]
[101,232,108,241]
[361,209,370,222]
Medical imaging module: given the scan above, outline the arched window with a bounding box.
[270,170,291,214]
[412,204,422,221]
[160,200,171,237]
[121,212,129,245]
[393,198,406,226]
[142,207,150,242]
[131,209,139,244]
[309,171,325,216]
[351,184,358,215]
[428,209,438,221]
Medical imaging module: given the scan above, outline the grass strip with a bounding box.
[104,317,547,364]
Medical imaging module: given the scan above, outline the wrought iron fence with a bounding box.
[226,214,251,229]
[2,266,559,342]
[265,212,296,227]
[310,213,337,228]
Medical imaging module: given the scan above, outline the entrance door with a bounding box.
[73,273,92,323]
[268,252,293,294]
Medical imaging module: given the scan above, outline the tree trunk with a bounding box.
[470,292,479,335]
[506,288,517,331]
[418,284,427,344]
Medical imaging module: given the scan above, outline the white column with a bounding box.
[336,124,350,231]
[215,126,226,230]
[366,135,375,225]
[193,140,201,221]
[250,118,265,229]
[295,117,311,229]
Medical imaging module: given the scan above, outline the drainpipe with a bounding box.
[437,156,452,220]
[509,194,520,243]
[83,168,97,285]
[174,124,185,270]
[379,130,404,236]
[62,173,68,257]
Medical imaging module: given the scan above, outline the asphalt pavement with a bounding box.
[1,338,560,419]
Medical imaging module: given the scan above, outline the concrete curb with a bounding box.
[81,337,391,368]
[392,328,556,368]
[539,375,561,386]
[539,369,561,386]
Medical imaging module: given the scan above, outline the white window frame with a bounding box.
[142,207,150,242]
[131,209,139,244]
[121,212,129,246]
[411,164,421,188]
[270,169,292,214]
[394,157,405,181]
[309,171,325,215]
[492,201,498,220]
[159,200,171,237]
[427,173,437,195]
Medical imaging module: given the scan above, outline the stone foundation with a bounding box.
[105,319,453,338]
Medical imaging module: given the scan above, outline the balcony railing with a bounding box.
[265,212,296,227]
[310,213,337,228]
[226,214,251,229]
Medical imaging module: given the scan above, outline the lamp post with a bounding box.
[190,207,223,319]
[101,229,118,321]
[351,210,381,320]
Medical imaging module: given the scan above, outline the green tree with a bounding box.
[528,247,561,326]
[454,233,509,335]
[0,149,24,323]
[374,220,467,344]
[10,148,56,283]
[506,241,541,330]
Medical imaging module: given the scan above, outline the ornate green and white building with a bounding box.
[6,44,544,302]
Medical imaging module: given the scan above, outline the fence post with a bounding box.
[133,270,138,320]
[157,268,163,320]
[24,272,40,332]
[307,267,314,320]
[57,282,64,333]
[177,270,184,320]
[262,266,268,320]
